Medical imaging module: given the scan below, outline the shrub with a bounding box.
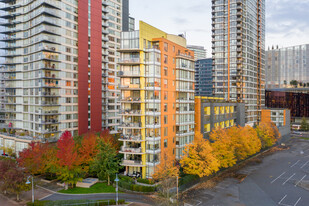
[119,180,155,192]
[137,178,154,185]
[2,128,6,133]
[179,174,199,186]
[119,175,133,183]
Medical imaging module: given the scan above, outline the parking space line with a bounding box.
[278,195,287,205]
[271,172,286,184]
[300,161,309,169]
[282,173,296,185]
[294,197,301,206]
[295,175,306,187]
[290,160,300,168]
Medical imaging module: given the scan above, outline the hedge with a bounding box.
[179,174,199,186]
[27,199,125,206]
[119,175,134,183]
[118,180,155,193]
[137,178,154,185]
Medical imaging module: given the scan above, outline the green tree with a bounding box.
[300,117,309,131]
[90,140,122,185]
[290,80,298,87]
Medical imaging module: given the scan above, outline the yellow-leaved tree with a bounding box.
[228,126,262,161]
[256,122,281,149]
[210,128,237,168]
[180,132,220,178]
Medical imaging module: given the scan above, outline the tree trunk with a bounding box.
[108,175,110,185]
[16,193,19,201]
[64,182,68,190]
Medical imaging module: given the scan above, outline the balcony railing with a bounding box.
[121,110,141,115]
[122,160,143,166]
[120,134,142,141]
[120,146,142,153]
[119,58,140,64]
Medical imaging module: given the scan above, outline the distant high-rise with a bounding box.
[212,0,266,125]
[195,58,213,97]
[266,44,309,89]
[187,45,206,60]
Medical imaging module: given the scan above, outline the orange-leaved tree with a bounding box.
[180,132,220,177]
[18,141,48,175]
[210,128,237,168]
[76,132,99,173]
[228,126,262,161]
[99,129,121,151]
[256,122,281,149]
[152,151,179,199]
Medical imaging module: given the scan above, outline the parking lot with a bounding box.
[183,138,309,206]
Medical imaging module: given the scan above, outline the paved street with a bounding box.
[43,192,154,205]
[182,138,309,206]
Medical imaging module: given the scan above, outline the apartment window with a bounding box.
[164,55,168,64]
[66,55,71,61]
[164,127,168,136]
[164,103,168,112]
[164,79,168,88]
[164,43,168,52]
[164,91,168,100]
[173,46,175,52]
[164,115,168,124]
[164,67,168,76]
[164,139,168,148]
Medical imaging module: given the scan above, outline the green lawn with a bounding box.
[58,182,116,194]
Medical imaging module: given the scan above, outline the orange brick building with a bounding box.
[118,22,195,178]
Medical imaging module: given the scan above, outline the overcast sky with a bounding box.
[129,0,309,57]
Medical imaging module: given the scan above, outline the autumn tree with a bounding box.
[228,126,262,161]
[180,132,220,178]
[152,151,179,199]
[18,141,48,175]
[210,128,236,168]
[76,132,99,174]
[256,122,280,149]
[90,139,122,185]
[0,158,31,201]
[99,129,121,151]
[56,131,83,189]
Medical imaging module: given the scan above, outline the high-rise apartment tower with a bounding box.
[119,21,195,178]
[212,0,265,125]
[0,0,126,149]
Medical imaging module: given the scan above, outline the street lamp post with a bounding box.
[26,176,34,204]
[115,174,119,205]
